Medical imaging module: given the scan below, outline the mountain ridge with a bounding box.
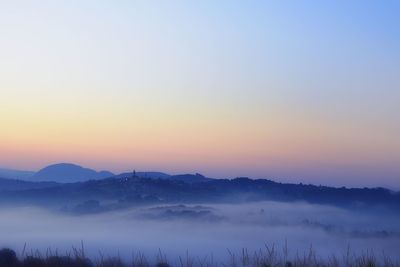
[0,168,35,180]
[0,177,59,191]
[31,163,114,183]
[1,174,398,213]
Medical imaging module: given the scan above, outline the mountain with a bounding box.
[2,175,399,213]
[0,163,210,184]
[31,163,114,183]
[168,173,212,183]
[0,177,58,191]
[0,168,35,180]
[114,171,171,180]
[136,172,171,179]
[114,172,210,183]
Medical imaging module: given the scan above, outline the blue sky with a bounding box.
[0,1,399,188]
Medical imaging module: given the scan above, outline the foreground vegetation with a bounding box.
[0,245,399,267]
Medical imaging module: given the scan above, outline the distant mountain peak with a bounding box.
[32,163,114,183]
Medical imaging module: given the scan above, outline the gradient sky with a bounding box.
[0,1,399,188]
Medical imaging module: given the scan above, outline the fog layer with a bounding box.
[1,201,399,262]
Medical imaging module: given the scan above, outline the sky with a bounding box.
[0,1,399,188]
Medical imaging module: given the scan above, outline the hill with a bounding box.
[0,168,35,180]
[31,163,114,183]
[0,177,58,191]
[1,174,399,212]
[115,172,211,183]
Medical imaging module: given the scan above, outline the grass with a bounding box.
[0,243,399,267]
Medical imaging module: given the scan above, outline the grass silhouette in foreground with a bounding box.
[0,244,399,267]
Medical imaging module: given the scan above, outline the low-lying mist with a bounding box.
[1,201,400,263]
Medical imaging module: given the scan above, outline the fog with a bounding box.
[1,201,400,263]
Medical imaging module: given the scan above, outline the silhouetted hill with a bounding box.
[169,173,212,183]
[114,172,171,180]
[114,172,211,183]
[1,175,399,212]
[0,168,35,180]
[0,177,58,191]
[31,163,114,183]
